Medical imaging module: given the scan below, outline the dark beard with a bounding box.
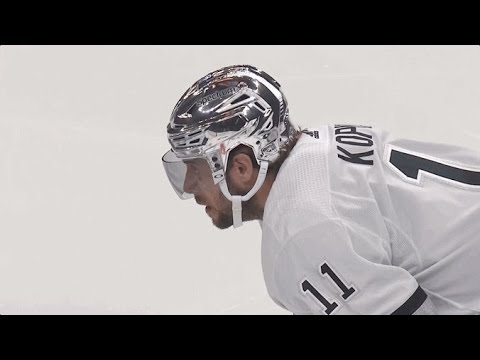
[212,196,264,230]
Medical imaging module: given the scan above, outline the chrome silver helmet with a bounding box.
[162,64,297,228]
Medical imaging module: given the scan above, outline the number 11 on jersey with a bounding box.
[301,262,356,315]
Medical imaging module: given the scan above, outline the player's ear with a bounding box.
[227,152,257,191]
[230,153,254,179]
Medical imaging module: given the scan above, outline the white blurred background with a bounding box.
[0,45,479,314]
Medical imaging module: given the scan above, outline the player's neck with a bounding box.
[250,174,276,221]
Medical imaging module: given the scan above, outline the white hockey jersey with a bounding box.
[260,125,480,315]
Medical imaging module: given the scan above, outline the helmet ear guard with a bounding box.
[162,64,298,228]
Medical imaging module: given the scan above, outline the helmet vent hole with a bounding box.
[231,94,250,105]
[254,102,266,112]
[188,130,202,137]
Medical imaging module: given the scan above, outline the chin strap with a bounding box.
[231,196,243,228]
[219,160,269,228]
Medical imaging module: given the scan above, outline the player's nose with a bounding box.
[183,175,197,194]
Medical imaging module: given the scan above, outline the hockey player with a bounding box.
[162,65,480,315]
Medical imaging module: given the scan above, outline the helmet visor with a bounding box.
[162,150,194,200]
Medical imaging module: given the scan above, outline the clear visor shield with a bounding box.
[162,150,194,200]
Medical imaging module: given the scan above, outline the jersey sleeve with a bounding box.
[272,218,427,315]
